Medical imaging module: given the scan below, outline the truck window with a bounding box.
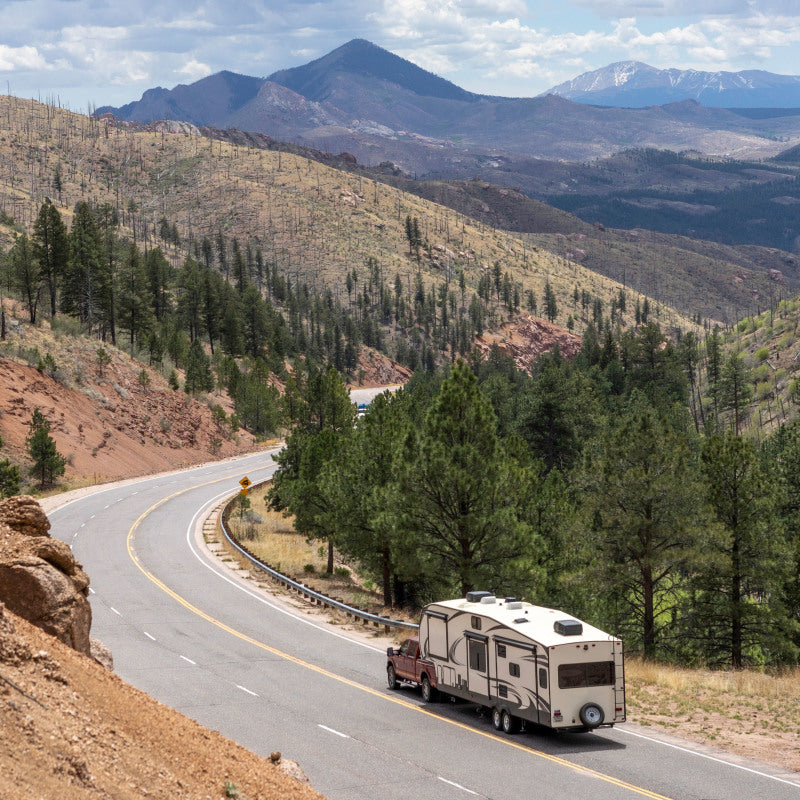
[399,640,412,657]
[558,661,614,689]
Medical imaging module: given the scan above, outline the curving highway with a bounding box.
[47,451,800,800]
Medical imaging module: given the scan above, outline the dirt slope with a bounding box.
[0,602,324,800]
[0,320,259,487]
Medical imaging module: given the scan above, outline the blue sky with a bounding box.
[1,0,799,109]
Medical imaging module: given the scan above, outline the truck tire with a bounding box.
[579,702,604,728]
[421,675,437,703]
[387,664,398,690]
[501,709,520,734]
[492,707,503,731]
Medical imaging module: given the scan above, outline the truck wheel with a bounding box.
[492,707,503,731]
[501,709,520,734]
[579,703,604,728]
[387,664,398,690]
[421,675,437,703]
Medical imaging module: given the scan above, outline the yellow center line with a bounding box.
[125,476,674,800]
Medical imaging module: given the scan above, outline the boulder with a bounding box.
[0,495,93,657]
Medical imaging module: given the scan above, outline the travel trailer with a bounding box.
[406,591,625,733]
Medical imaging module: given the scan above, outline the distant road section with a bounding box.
[349,385,402,407]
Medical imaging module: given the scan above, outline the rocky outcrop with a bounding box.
[0,495,93,656]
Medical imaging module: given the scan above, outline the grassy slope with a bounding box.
[0,96,690,339]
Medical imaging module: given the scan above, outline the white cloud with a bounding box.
[0,45,49,72]
[179,59,212,80]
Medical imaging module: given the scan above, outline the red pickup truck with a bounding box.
[386,637,439,702]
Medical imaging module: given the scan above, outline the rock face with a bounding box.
[0,495,92,656]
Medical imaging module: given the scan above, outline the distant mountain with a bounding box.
[268,38,477,105]
[543,61,800,109]
[97,70,264,126]
[97,41,800,171]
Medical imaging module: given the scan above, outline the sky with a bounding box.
[1,0,799,110]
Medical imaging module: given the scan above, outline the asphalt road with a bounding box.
[47,452,800,800]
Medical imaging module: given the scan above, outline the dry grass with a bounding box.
[224,482,391,615]
[625,658,800,771]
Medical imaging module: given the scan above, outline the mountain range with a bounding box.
[542,62,800,109]
[98,39,800,171]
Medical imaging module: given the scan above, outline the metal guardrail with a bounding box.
[219,488,419,634]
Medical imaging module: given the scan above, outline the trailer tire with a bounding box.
[501,709,520,734]
[579,703,604,728]
[491,707,503,731]
[387,664,398,690]
[421,675,437,703]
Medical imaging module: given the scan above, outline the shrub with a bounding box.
[755,347,770,362]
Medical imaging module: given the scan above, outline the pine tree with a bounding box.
[184,339,214,395]
[577,393,705,658]
[698,432,793,666]
[26,408,66,489]
[32,201,68,319]
[0,435,20,499]
[395,360,537,597]
[8,233,40,323]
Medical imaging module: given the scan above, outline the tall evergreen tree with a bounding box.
[32,200,68,319]
[577,393,705,658]
[8,233,40,323]
[62,201,104,331]
[394,360,537,598]
[698,432,794,666]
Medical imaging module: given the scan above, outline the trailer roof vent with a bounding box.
[554,619,583,636]
[505,600,523,610]
[514,617,529,624]
[479,595,497,604]
[466,590,492,603]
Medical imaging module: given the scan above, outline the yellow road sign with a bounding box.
[239,476,251,489]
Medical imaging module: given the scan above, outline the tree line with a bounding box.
[269,323,800,669]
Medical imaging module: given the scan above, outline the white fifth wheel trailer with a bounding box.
[418,591,625,733]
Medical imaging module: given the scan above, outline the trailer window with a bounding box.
[558,662,614,689]
[496,644,506,658]
[509,663,520,678]
[469,639,487,672]
[471,616,482,630]
[538,668,547,689]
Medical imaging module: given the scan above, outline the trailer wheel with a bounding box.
[579,703,604,728]
[491,707,503,731]
[501,709,520,734]
[387,664,398,690]
[421,675,437,703]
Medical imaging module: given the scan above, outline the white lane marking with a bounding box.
[80,522,85,528]
[318,724,349,739]
[236,685,258,697]
[88,587,95,595]
[183,486,381,653]
[144,632,156,641]
[180,655,196,665]
[438,777,478,795]
[109,607,121,616]
[616,727,800,787]
[90,514,96,519]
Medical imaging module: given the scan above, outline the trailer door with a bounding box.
[465,632,489,697]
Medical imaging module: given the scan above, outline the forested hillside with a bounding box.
[270,331,800,669]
